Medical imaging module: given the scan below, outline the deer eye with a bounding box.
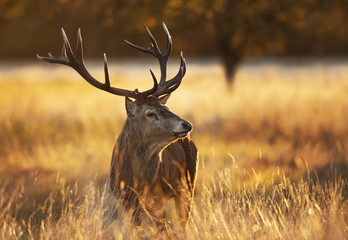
[146,112,158,119]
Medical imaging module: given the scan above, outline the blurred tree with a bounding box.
[201,0,348,83]
[2,0,348,84]
[167,0,296,83]
[205,0,288,83]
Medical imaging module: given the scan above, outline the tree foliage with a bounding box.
[1,0,348,82]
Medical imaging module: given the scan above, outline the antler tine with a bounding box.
[61,28,75,63]
[144,25,161,57]
[60,43,67,58]
[103,53,111,88]
[37,28,158,101]
[124,39,157,57]
[125,23,172,84]
[155,71,183,97]
[162,22,172,61]
[154,52,186,98]
[36,29,72,65]
[75,28,83,62]
[164,52,186,86]
[155,22,172,85]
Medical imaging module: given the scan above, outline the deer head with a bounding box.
[37,23,192,148]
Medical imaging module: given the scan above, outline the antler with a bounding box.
[37,28,158,101]
[125,22,186,98]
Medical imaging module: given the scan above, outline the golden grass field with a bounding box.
[0,59,347,239]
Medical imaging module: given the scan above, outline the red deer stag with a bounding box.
[37,23,198,230]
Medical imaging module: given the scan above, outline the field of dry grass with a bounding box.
[0,59,347,239]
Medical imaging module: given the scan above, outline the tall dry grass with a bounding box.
[1,164,347,239]
[0,59,347,239]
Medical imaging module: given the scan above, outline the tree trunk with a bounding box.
[215,28,242,85]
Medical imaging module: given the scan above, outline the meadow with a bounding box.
[0,58,347,239]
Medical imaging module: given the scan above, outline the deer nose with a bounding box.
[182,121,192,132]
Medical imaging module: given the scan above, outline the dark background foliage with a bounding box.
[2,0,348,82]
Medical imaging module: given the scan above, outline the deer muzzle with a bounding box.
[171,120,192,138]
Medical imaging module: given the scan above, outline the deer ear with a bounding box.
[159,94,171,105]
[125,97,137,119]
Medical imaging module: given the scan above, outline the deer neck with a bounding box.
[117,119,164,184]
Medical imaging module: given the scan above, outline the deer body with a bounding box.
[110,97,198,227]
[38,23,198,230]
